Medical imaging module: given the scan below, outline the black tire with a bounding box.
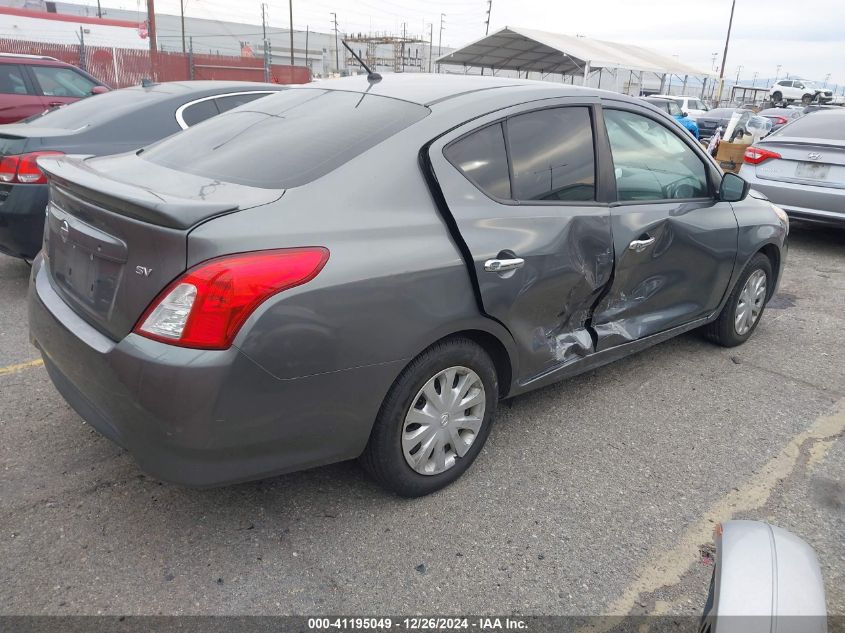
[360,337,498,497]
[703,253,773,347]
[802,93,813,105]
[772,91,782,104]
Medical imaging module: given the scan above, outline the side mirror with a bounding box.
[90,85,109,95]
[719,172,750,202]
[682,111,689,118]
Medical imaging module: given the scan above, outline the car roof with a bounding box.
[0,52,70,66]
[125,80,283,95]
[305,74,593,106]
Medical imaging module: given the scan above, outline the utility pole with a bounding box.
[261,3,267,42]
[437,13,445,73]
[710,52,718,71]
[485,0,492,36]
[289,0,294,66]
[715,0,736,105]
[823,73,831,88]
[330,13,339,73]
[428,23,433,73]
[180,0,186,54]
[305,25,309,69]
[735,64,742,85]
[773,64,781,85]
[96,0,102,18]
[146,0,157,61]
[751,71,757,88]
[401,22,406,71]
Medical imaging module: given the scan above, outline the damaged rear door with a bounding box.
[428,100,614,382]
[591,105,738,349]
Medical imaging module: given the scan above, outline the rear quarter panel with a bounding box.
[185,114,518,384]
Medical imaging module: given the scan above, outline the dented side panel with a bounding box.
[427,102,614,382]
[592,200,739,349]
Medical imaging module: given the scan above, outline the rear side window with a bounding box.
[215,92,271,113]
[444,123,511,199]
[507,107,595,202]
[143,89,429,189]
[180,98,219,127]
[31,66,97,97]
[0,65,28,95]
[773,113,845,141]
[604,109,709,202]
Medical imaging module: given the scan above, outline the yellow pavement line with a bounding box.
[591,398,845,625]
[0,358,44,377]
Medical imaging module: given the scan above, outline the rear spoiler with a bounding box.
[38,155,239,230]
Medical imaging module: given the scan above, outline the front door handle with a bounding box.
[484,257,525,273]
[628,236,656,252]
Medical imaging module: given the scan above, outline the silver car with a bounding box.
[739,109,845,226]
[28,76,788,497]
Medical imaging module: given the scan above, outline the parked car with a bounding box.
[756,107,803,134]
[655,94,710,120]
[739,108,844,226]
[0,53,109,124]
[0,80,283,262]
[697,107,744,141]
[29,76,788,497]
[642,96,700,138]
[701,521,827,633]
[769,79,833,106]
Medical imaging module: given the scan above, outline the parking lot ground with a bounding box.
[0,224,843,617]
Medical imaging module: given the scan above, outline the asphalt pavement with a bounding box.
[0,223,843,618]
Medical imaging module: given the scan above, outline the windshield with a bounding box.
[142,88,430,189]
[22,87,163,130]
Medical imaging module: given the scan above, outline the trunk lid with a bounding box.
[39,154,283,340]
[753,137,845,188]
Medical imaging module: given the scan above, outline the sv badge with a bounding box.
[135,266,153,277]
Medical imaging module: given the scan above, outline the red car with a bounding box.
[0,53,109,124]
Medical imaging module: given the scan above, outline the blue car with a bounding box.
[643,96,700,139]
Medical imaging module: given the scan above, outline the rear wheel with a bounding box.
[771,91,782,104]
[704,253,773,347]
[360,337,498,497]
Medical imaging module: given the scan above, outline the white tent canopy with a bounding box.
[436,26,714,79]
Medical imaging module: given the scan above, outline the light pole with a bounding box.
[823,73,831,88]
[751,71,757,88]
[735,64,742,85]
[437,13,445,73]
[773,64,781,85]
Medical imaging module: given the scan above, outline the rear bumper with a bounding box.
[28,257,401,486]
[0,184,49,260]
[739,166,845,226]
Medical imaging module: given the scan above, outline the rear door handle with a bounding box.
[484,257,525,273]
[628,236,655,252]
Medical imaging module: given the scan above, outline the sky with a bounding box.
[61,0,845,89]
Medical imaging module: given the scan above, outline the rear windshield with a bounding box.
[772,112,845,141]
[21,88,165,130]
[141,88,430,189]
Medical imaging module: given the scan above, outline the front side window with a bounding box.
[604,109,709,202]
[31,66,97,97]
[444,123,511,199]
[666,101,683,117]
[506,107,595,201]
[0,65,28,95]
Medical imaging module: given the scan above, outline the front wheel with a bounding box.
[802,93,813,105]
[771,91,782,104]
[703,253,773,347]
[360,337,498,497]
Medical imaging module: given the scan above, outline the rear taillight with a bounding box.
[744,147,781,165]
[0,151,64,184]
[772,116,788,125]
[134,248,330,350]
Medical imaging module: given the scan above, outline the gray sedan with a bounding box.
[28,76,788,496]
[739,109,845,226]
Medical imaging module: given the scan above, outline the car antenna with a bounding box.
[341,40,381,82]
